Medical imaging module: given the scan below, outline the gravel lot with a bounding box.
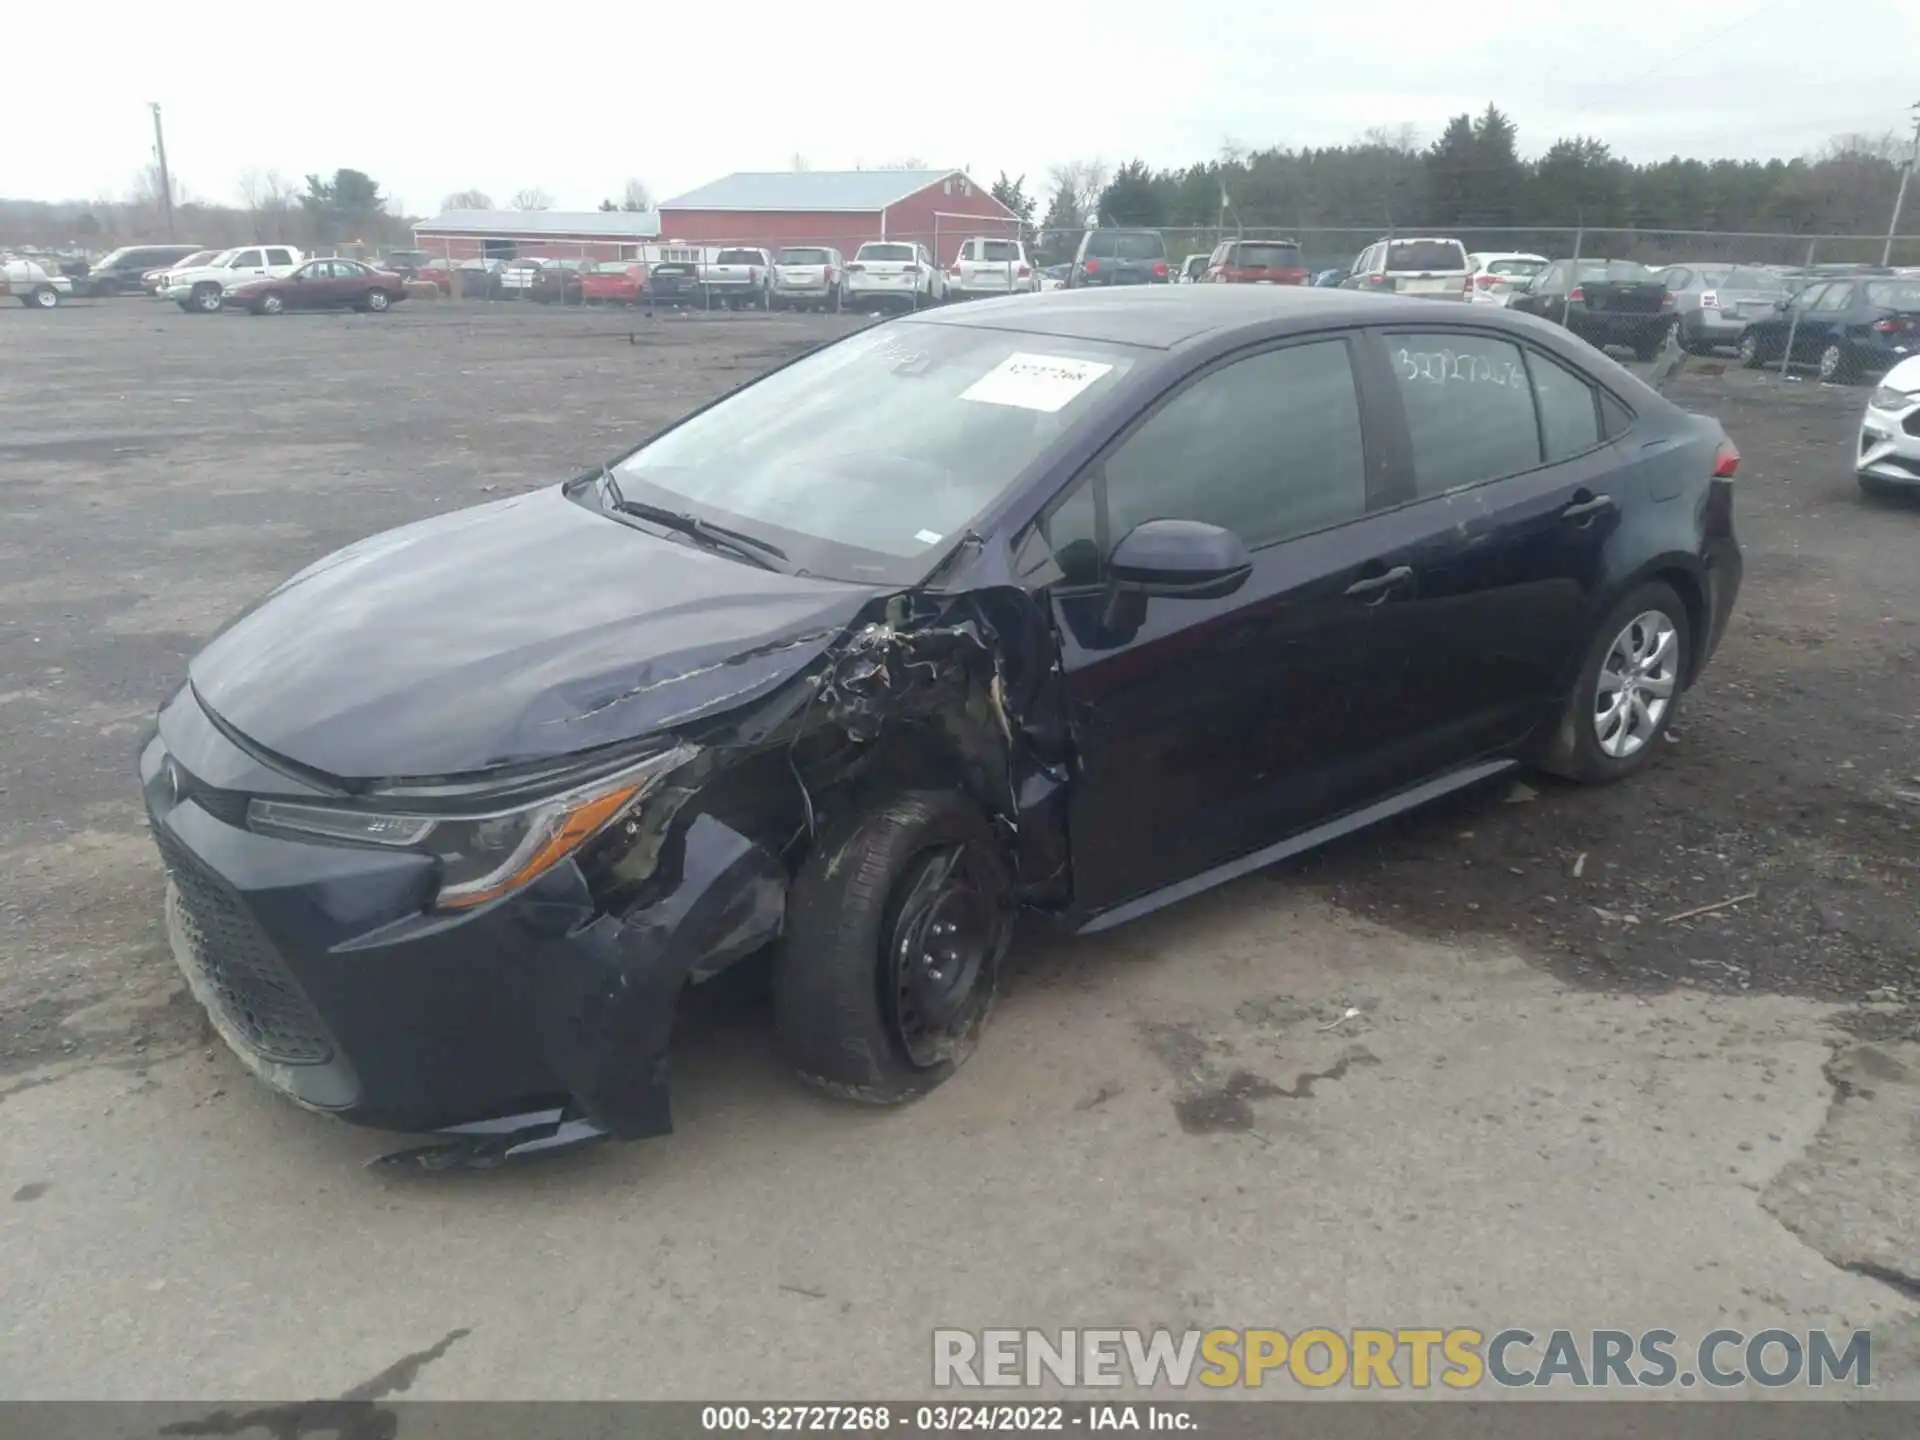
[0,298,1915,1402]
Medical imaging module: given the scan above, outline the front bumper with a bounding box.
[140,688,786,1141]
[1858,401,1920,486]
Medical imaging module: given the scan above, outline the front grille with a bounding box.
[156,828,333,1065]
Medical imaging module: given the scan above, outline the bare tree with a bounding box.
[1358,123,1422,154]
[878,156,929,169]
[619,177,652,212]
[511,187,554,211]
[1045,159,1110,226]
[442,188,494,210]
[237,166,296,240]
[1819,131,1904,163]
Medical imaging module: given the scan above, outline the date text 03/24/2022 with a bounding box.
[700,1404,1194,1431]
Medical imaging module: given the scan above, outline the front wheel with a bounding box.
[775,790,1013,1104]
[29,284,59,309]
[1738,332,1764,369]
[1818,342,1852,384]
[1536,581,1691,784]
[191,284,223,313]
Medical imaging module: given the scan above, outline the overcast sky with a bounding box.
[2,0,1913,215]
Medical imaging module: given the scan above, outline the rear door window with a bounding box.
[1386,332,1539,497]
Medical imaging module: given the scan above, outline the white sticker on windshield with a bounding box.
[961,352,1114,413]
[914,529,944,545]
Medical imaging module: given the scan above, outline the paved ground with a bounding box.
[0,299,1915,1402]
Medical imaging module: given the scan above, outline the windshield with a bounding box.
[610,324,1137,582]
[207,248,242,266]
[779,248,831,264]
[1084,231,1166,260]
[858,244,916,262]
[1386,240,1468,271]
[171,251,216,269]
[1867,281,1920,309]
[1573,259,1657,281]
[716,249,763,265]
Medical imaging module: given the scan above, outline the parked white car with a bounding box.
[771,247,845,312]
[1343,236,1473,300]
[1466,250,1549,306]
[163,245,304,312]
[1858,353,1920,498]
[144,250,218,294]
[3,256,75,308]
[1177,253,1209,284]
[946,237,1036,299]
[845,241,943,311]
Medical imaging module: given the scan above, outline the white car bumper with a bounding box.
[1858,383,1920,488]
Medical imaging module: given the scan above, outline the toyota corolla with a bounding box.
[140,288,1742,1166]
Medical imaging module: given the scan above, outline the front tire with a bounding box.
[1738,331,1764,368]
[1536,581,1691,784]
[1818,342,1852,384]
[191,284,223,313]
[30,284,59,309]
[775,790,1013,1104]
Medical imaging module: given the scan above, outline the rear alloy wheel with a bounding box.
[1818,342,1851,384]
[259,292,284,315]
[192,284,223,313]
[1537,580,1690,784]
[775,790,1013,1104]
[29,284,59,309]
[366,289,391,312]
[1738,332,1764,369]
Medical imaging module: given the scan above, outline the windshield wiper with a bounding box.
[597,465,792,572]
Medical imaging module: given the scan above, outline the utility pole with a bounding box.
[150,102,175,240]
[1882,101,1920,267]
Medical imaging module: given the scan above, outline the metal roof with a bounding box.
[658,170,975,214]
[412,209,661,238]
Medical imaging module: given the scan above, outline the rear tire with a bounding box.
[1738,332,1764,368]
[775,790,1013,1104]
[30,284,59,309]
[365,289,392,312]
[1535,580,1691,784]
[259,292,284,315]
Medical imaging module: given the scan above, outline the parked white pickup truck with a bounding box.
[701,247,773,309]
[2,256,75,308]
[162,244,304,313]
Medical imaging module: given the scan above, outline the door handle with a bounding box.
[1561,493,1616,523]
[1344,565,1413,601]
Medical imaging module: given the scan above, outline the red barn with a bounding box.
[656,169,1019,265]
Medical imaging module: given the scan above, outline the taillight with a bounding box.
[1698,290,1718,309]
[1874,316,1908,333]
[1475,273,1499,288]
[1151,260,1169,277]
[846,262,864,273]
[1713,439,1740,478]
[1084,259,1100,274]
[1568,285,1586,303]
[1661,290,1676,308]
[824,267,836,282]
[1365,273,1391,286]
[1281,269,1307,284]
[1016,265,1031,277]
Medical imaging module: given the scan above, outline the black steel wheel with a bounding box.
[775,790,1013,1103]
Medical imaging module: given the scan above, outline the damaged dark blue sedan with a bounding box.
[140,287,1742,1165]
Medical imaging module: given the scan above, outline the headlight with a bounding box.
[1869,385,1917,412]
[246,744,693,910]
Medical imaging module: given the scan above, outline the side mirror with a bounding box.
[1109,519,1251,600]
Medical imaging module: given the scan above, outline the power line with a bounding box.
[1555,0,1795,130]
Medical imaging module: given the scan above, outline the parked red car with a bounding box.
[1203,239,1309,285]
[230,258,408,315]
[580,262,647,306]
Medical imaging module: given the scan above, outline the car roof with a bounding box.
[903,286,1533,350]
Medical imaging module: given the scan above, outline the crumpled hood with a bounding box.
[189,486,877,781]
